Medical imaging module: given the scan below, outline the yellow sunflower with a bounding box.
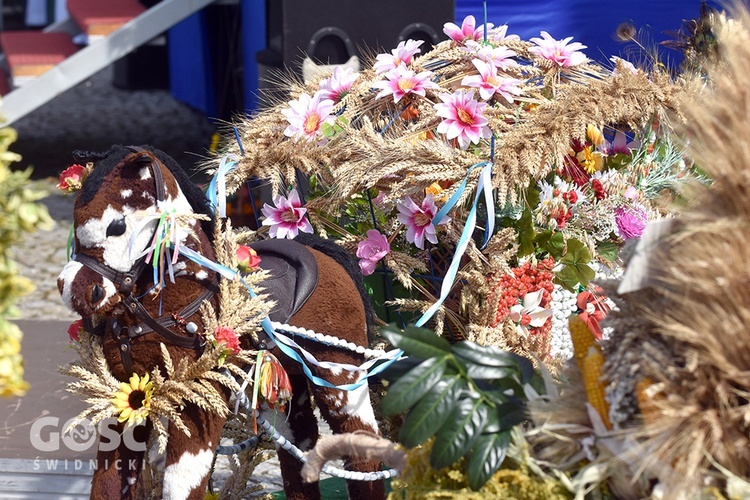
[111,372,154,426]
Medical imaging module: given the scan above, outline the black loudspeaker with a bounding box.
[267,0,455,71]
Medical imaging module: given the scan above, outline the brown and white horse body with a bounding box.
[57,146,384,499]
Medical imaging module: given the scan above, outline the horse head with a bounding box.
[57,145,217,375]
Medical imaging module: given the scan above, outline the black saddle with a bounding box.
[250,238,319,323]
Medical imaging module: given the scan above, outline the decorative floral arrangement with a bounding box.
[213,10,690,370]
[197,5,728,497]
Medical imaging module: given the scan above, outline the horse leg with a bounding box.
[90,420,149,500]
[262,373,321,500]
[161,403,225,500]
[311,369,385,500]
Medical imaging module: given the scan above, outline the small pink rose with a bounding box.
[215,326,241,354]
[236,245,261,273]
[356,229,391,276]
[57,164,85,192]
[67,319,83,342]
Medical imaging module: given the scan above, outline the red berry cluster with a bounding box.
[491,258,556,338]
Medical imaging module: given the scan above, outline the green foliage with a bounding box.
[554,238,595,291]
[380,325,537,490]
[0,127,53,397]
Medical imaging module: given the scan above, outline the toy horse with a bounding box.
[57,145,385,500]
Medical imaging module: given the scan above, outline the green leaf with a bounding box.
[535,230,566,259]
[464,363,518,380]
[556,238,596,290]
[468,430,511,490]
[399,378,463,447]
[380,357,423,382]
[320,122,335,137]
[380,324,452,360]
[431,399,488,469]
[451,341,520,368]
[496,403,528,429]
[380,357,448,415]
[596,240,620,262]
[516,208,536,256]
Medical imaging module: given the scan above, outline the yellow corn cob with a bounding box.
[569,314,597,374]
[583,346,612,430]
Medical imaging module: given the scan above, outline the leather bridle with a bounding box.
[75,147,216,373]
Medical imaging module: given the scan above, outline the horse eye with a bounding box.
[106,218,127,237]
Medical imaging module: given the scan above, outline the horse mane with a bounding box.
[74,145,216,240]
[294,232,376,341]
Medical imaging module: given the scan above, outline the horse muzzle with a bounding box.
[58,260,122,317]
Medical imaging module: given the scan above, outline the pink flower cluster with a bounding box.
[215,326,241,354]
[374,39,423,74]
[374,65,438,104]
[281,91,334,142]
[57,164,85,192]
[397,195,449,249]
[434,89,492,150]
[529,31,587,67]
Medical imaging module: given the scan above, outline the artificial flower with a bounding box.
[576,288,610,340]
[509,290,553,337]
[529,31,588,67]
[57,164,85,192]
[258,352,293,408]
[443,15,493,43]
[261,189,314,239]
[615,204,647,240]
[356,229,391,276]
[434,89,492,149]
[586,124,604,146]
[67,319,83,342]
[236,245,261,273]
[464,41,519,70]
[396,195,448,249]
[373,65,438,103]
[215,325,241,354]
[373,39,423,74]
[576,146,605,173]
[111,372,154,426]
[281,91,334,142]
[318,66,360,103]
[487,24,520,43]
[461,59,523,102]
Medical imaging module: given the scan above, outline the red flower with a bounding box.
[235,245,261,273]
[215,326,241,354]
[591,179,607,200]
[57,164,86,192]
[577,288,610,340]
[67,319,83,342]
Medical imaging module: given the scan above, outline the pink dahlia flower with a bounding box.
[261,189,314,239]
[461,59,523,102]
[434,89,492,149]
[356,229,391,276]
[615,204,647,240]
[396,195,449,249]
[443,15,493,43]
[281,91,334,141]
[373,39,424,74]
[318,66,360,103]
[529,31,588,67]
[374,65,438,103]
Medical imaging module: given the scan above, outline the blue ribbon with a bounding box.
[416,162,495,327]
[176,245,401,390]
[207,155,239,219]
